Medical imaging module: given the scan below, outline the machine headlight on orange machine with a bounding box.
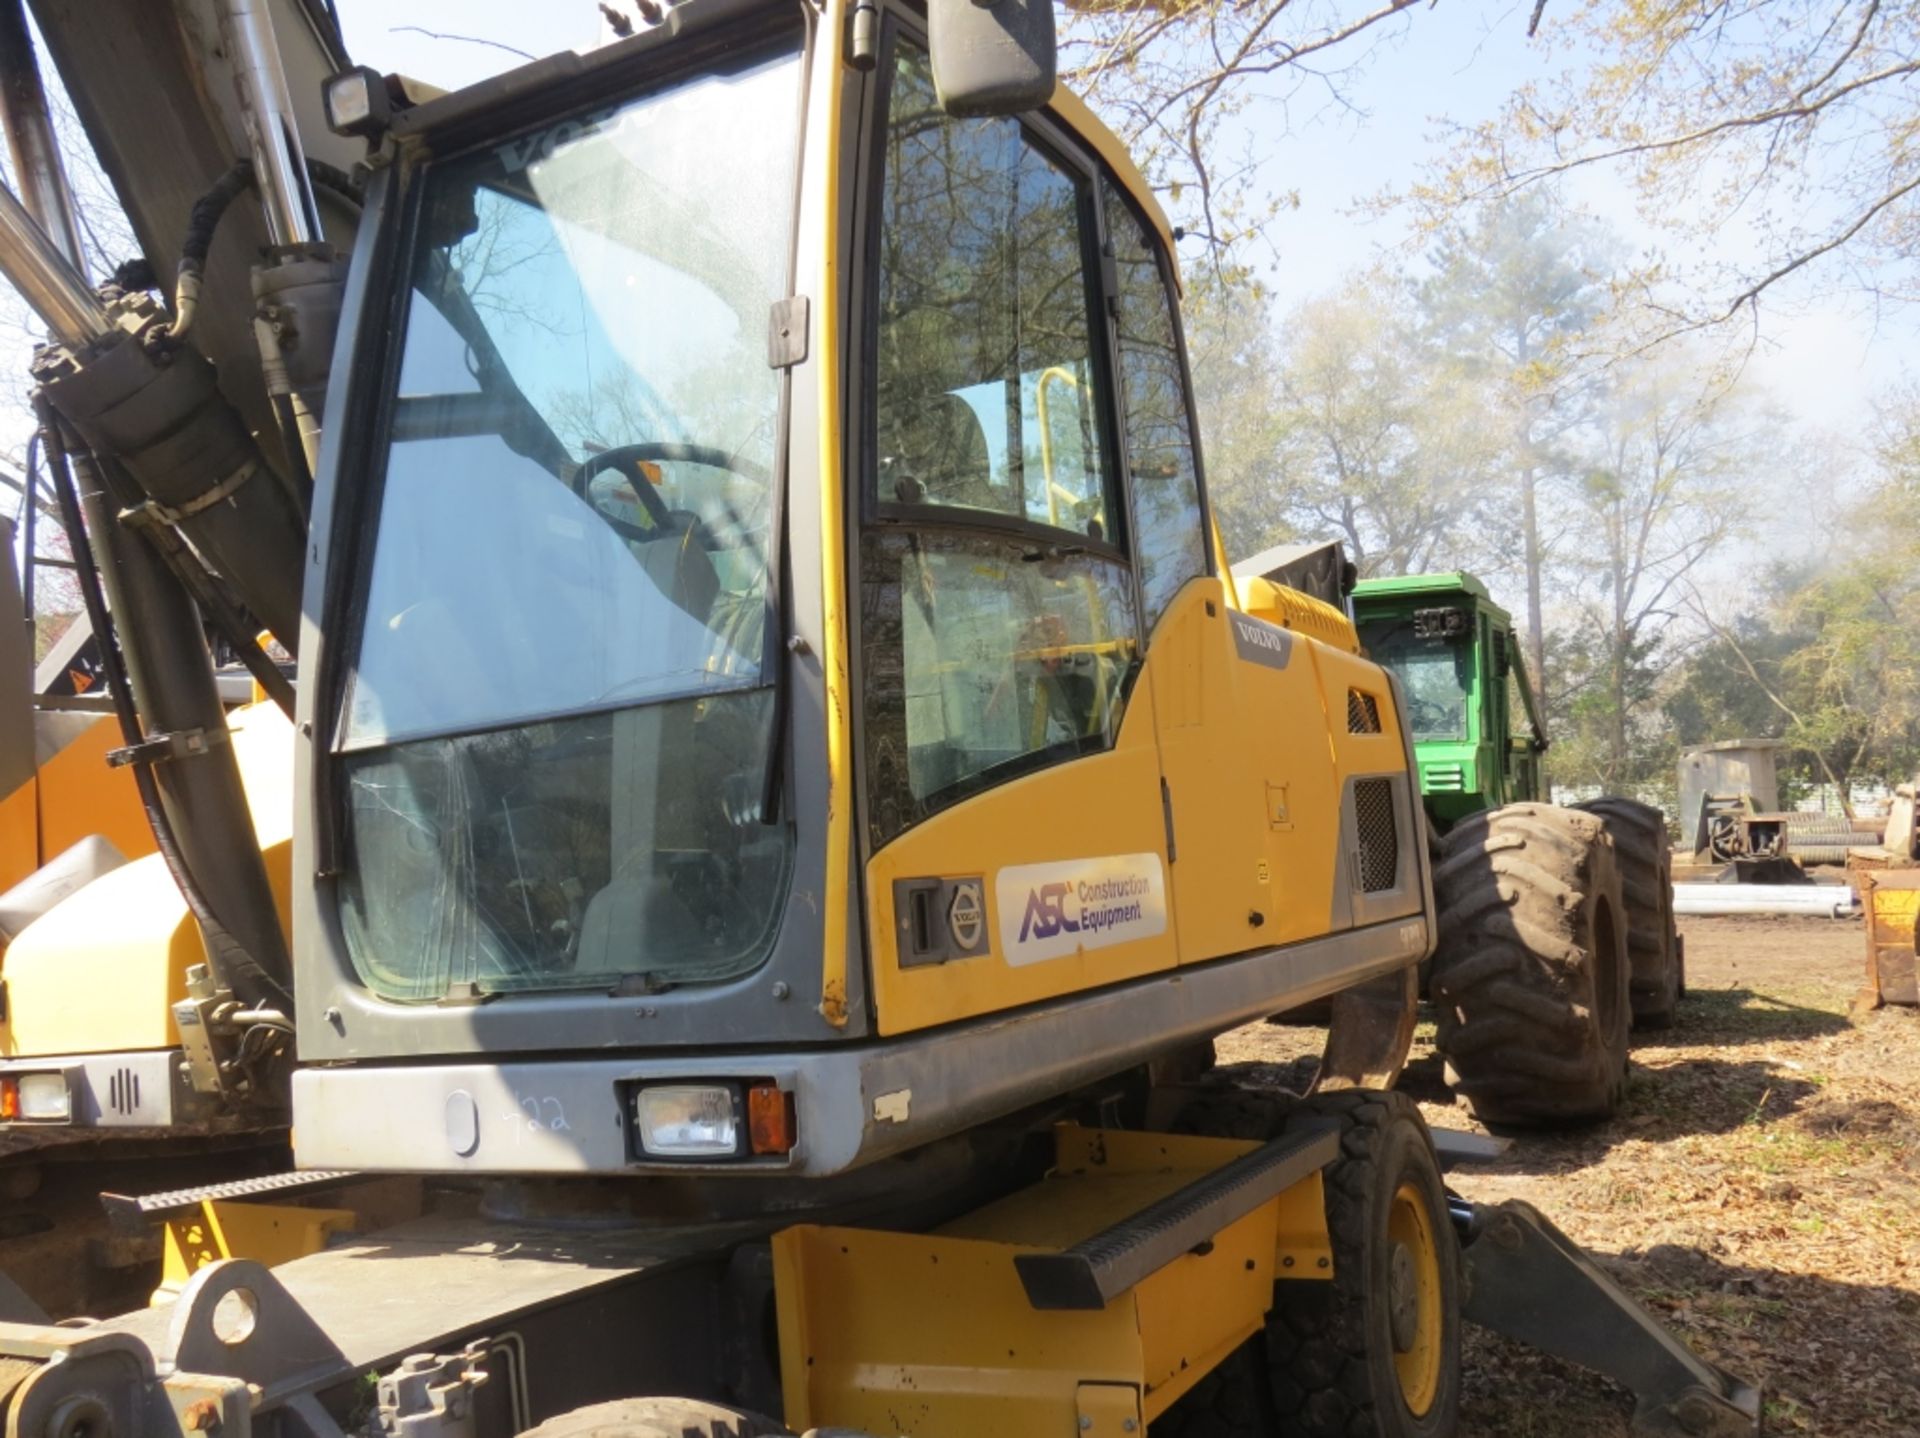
[0,1072,70,1122]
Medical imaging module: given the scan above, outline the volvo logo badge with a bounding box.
[948,881,985,952]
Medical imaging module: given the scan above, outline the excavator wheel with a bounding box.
[1573,796,1681,1029]
[1150,1339,1281,1438]
[516,1398,790,1437]
[1167,1086,1461,1437]
[1429,804,1631,1126]
[1265,1090,1460,1438]
[1152,1085,1291,1436]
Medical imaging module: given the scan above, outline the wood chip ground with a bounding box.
[1218,913,1920,1436]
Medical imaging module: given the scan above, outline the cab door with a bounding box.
[855,37,1175,1037]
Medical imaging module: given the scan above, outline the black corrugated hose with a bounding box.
[35,396,297,1031]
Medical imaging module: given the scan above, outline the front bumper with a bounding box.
[292,913,1430,1178]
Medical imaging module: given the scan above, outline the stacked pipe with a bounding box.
[1780,812,1884,866]
[1673,883,1861,919]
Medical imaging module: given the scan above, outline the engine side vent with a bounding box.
[1347,689,1382,734]
[1424,762,1466,792]
[107,1066,141,1115]
[1353,779,1399,892]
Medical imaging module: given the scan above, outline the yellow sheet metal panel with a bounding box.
[1133,1217,1272,1421]
[1077,1383,1143,1435]
[942,1127,1246,1247]
[0,772,38,894]
[33,711,154,869]
[864,669,1173,1037]
[774,1222,1145,1435]
[0,703,293,1057]
[773,1125,1314,1433]
[1,854,209,1054]
[1240,576,1362,653]
[1045,1125,1332,1277]
[1859,869,1920,1006]
[157,1199,355,1303]
[1152,578,1348,958]
[1149,581,1277,962]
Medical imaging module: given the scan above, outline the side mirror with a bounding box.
[928,0,1057,118]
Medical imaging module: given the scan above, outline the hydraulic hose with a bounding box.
[37,401,295,1021]
[168,156,362,339]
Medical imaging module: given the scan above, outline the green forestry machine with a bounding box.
[1352,571,1684,1125]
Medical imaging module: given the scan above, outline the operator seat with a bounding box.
[886,391,1000,514]
[630,509,721,627]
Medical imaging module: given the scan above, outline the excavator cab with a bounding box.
[0,3,1766,1435]
[285,0,1432,1177]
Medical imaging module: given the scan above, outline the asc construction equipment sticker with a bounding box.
[996,854,1169,966]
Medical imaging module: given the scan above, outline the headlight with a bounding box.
[15,1072,70,1122]
[633,1084,739,1157]
[323,66,391,139]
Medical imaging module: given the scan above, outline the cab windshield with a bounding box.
[1359,619,1474,743]
[337,46,801,1002]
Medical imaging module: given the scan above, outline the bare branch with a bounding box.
[389,26,537,61]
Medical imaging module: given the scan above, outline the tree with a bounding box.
[1416,194,1615,708]
[1253,276,1502,576]
[1059,0,1428,264]
[1419,0,1920,333]
[1662,398,1920,811]
[1552,359,1754,790]
[1184,274,1292,560]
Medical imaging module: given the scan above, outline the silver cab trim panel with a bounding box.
[292,915,1427,1177]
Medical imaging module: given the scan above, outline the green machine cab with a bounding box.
[1350,573,1547,829]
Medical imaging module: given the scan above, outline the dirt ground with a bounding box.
[1219,914,1920,1436]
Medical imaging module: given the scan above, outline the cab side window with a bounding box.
[1103,187,1208,631]
[873,47,1115,540]
[861,41,1142,850]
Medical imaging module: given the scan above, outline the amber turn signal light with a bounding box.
[747,1081,796,1156]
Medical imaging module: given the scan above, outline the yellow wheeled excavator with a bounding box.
[0,0,1759,1434]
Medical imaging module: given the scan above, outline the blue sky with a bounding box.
[333,0,1916,444]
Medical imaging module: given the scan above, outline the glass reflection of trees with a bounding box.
[875,46,1113,533]
[1104,188,1209,631]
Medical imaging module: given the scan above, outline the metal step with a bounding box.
[1015,1123,1339,1310]
[101,1168,360,1231]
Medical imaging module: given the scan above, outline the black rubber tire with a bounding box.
[1171,1083,1289,1140]
[1265,1090,1461,1438]
[1152,1086,1291,1437]
[1429,803,1631,1126]
[517,1399,789,1438]
[1151,1339,1280,1438]
[1574,796,1681,1029]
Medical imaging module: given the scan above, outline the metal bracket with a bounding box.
[376,1342,492,1437]
[107,724,229,768]
[118,458,260,528]
[768,295,809,369]
[165,1258,352,1405]
[1453,1197,1762,1437]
